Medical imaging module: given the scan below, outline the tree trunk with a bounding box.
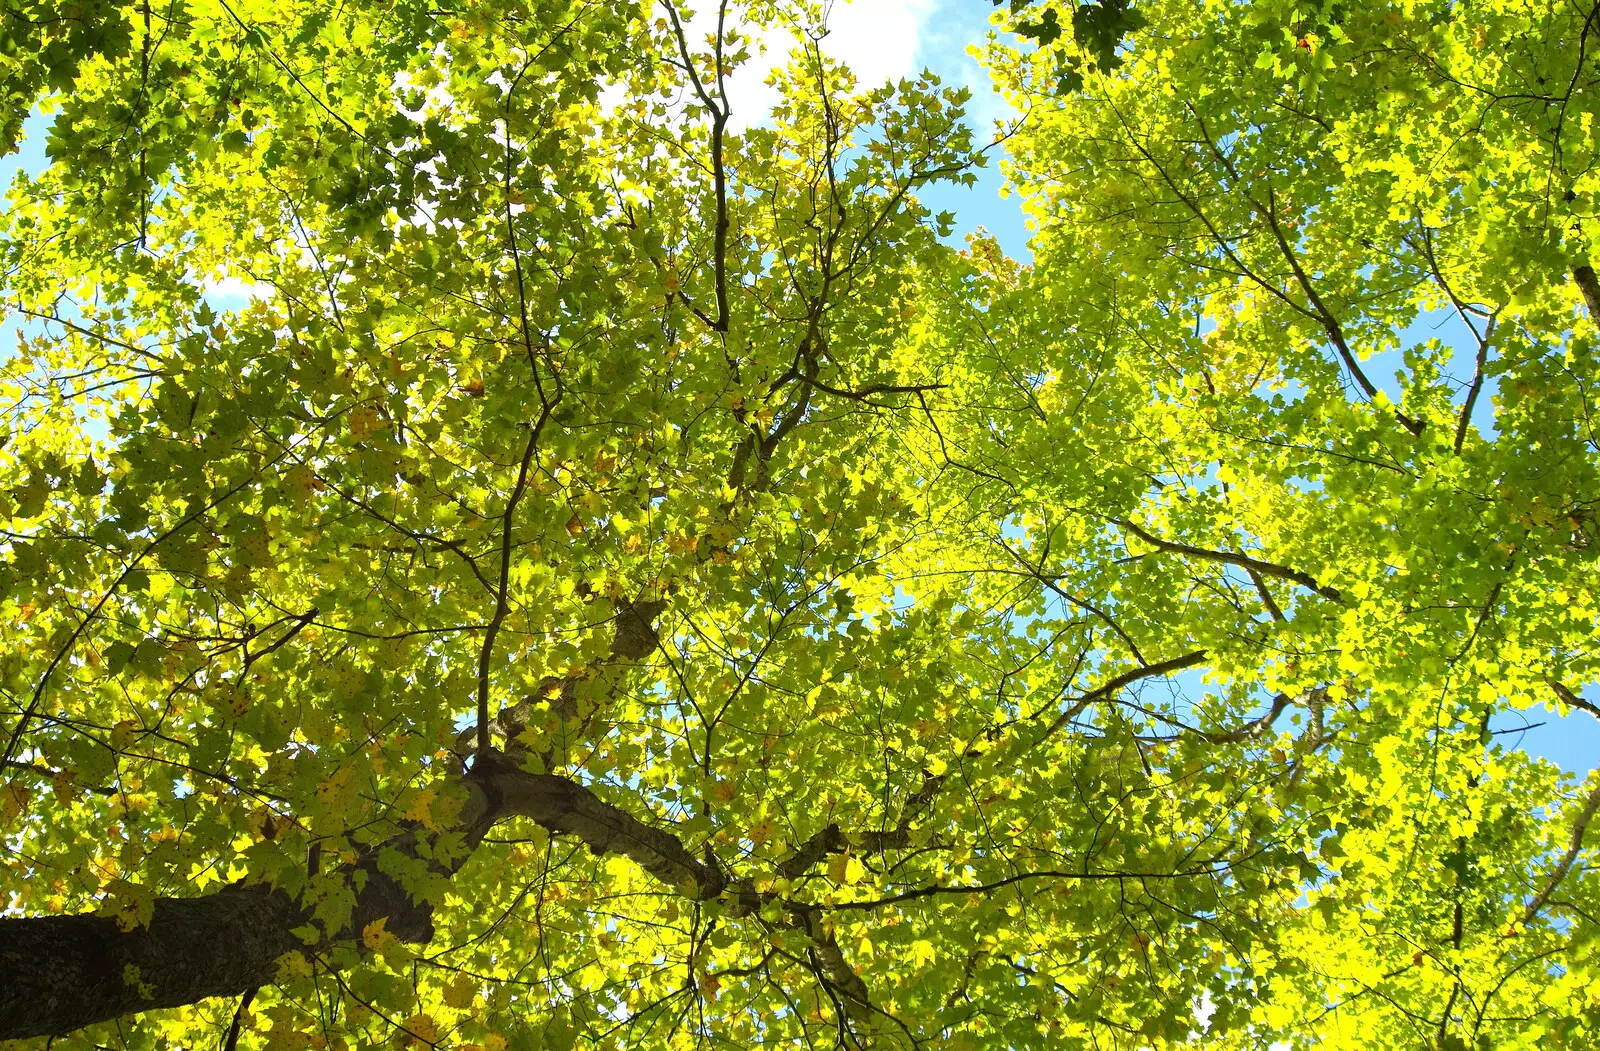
[0,788,485,1040]
[1576,264,1600,320]
[0,884,302,1040]
[0,760,722,1039]
[0,603,688,1041]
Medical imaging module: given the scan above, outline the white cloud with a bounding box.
[668,0,938,130]
[820,0,937,91]
[809,1,1013,132]
[202,274,274,304]
[607,1,1020,134]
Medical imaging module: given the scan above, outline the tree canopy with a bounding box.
[1,0,1598,1048]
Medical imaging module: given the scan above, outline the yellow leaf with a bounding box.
[275,950,314,982]
[316,766,356,810]
[362,917,392,952]
[443,976,478,1010]
[111,718,139,752]
[0,779,30,825]
[98,880,155,932]
[403,787,438,829]
[401,1013,437,1045]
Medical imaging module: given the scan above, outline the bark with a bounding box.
[1575,264,1600,321]
[797,907,877,1020]
[0,760,733,1040]
[474,752,722,896]
[0,803,492,1041]
[0,884,303,1040]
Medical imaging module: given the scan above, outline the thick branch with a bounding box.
[0,759,708,1039]
[472,751,724,897]
[797,907,875,1020]
[1549,678,1600,721]
[1575,264,1600,320]
[778,773,944,881]
[1036,650,1210,741]
[0,885,305,1040]
[1115,518,1344,604]
[0,588,674,1041]
[1519,776,1600,930]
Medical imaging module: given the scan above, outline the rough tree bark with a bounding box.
[0,883,305,1040]
[1575,264,1600,321]
[0,757,724,1040]
[0,600,689,1039]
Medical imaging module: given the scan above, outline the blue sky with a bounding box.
[2,0,1594,774]
[815,0,1034,255]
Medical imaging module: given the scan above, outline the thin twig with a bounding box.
[220,986,257,1051]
